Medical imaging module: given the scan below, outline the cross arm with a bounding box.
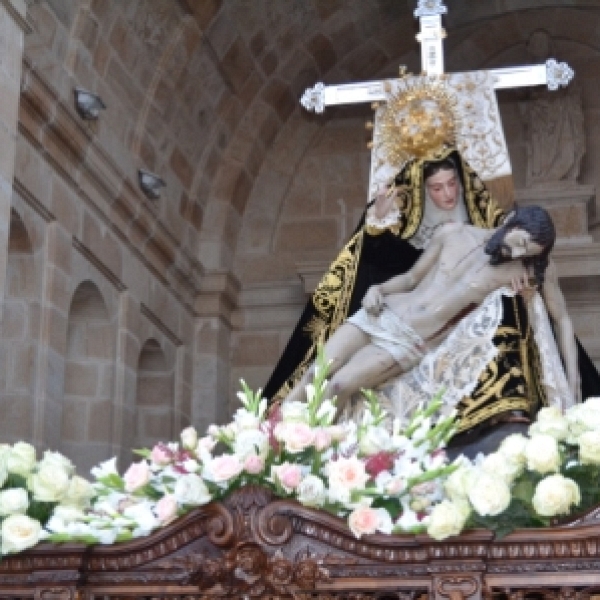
[300,60,575,113]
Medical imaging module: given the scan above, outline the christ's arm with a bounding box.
[362,222,454,314]
[541,260,580,403]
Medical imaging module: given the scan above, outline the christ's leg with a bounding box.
[284,322,370,404]
[327,344,403,414]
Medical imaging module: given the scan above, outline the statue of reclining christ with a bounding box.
[284,205,578,420]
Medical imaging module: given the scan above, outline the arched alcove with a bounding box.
[62,280,115,473]
[134,338,174,450]
[0,210,37,443]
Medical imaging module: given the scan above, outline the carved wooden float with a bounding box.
[2,486,600,600]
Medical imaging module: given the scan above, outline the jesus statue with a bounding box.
[284,205,578,420]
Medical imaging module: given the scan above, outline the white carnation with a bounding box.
[532,474,580,516]
[359,426,392,456]
[467,471,511,517]
[280,400,310,423]
[173,474,212,506]
[525,434,561,474]
[297,475,327,508]
[234,429,269,460]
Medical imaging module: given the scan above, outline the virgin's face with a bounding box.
[425,168,459,210]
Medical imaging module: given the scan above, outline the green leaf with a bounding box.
[4,473,27,490]
[27,500,57,525]
[371,496,402,518]
[132,448,151,459]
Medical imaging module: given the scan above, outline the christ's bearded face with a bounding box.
[487,226,545,266]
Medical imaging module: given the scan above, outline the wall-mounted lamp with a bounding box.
[138,169,166,200]
[74,87,106,120]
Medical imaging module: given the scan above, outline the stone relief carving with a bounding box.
[521,30,586,188]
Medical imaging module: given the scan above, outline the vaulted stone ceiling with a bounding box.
[23,0,600,289]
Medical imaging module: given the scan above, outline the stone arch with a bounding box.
[0,210,37,443]
[62,280,115,473]
[134,337,174,450]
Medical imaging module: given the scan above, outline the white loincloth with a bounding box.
[347,307,425,370]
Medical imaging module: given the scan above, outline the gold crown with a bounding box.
[377,75,459,166]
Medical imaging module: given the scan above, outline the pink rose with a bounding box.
[314,428,332,452]
[348,506,380,538]
[155,495,178,525]
[327,457,369,491]
[150,443,173,466]
[284,423,316,453]
[123,461,151,493]
[208,455,243,483]
[244,455,264,475]
[273,463,303,492]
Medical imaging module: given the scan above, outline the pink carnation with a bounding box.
[150,443,173,466]
[244,455,265,475]
[208,455,243,483]
[155,495,178,525]
[273,463,303,492]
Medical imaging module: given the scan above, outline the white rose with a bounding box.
[63,476,95,508]
[566,398,600,439]
[443,465,475,502]
[280,400,310,423]
[173,474,212,506]
[529,407,569,441]
[578,430,600,465]
[480,451,523,484]
[427,499,470,540]
[467,471,511,517]
[234,429,269,460]
[39,450,75,475]
[532,474,580,516]
[1,514,41,555]
[7,442,36,476]
[28,464,71,503]
[498,433,528,465]
[525,434,561,474]
[0,488,29,516]
[180,426,199,450]
[359,426,392,456]
[0,459,7,488]
[232,408,261,431]
[296,475,327,508]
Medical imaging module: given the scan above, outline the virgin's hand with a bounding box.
[363,285,384,314]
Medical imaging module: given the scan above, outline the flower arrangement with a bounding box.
[2,348,600,558]
[0,443,95,555]
[427,401,600,539]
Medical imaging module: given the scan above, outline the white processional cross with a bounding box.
[300,0,574,114]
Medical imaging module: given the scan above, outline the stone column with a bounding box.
[0,0,30,312]
[193,272,239,429]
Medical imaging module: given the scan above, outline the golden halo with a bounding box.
[378,76,459,166]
